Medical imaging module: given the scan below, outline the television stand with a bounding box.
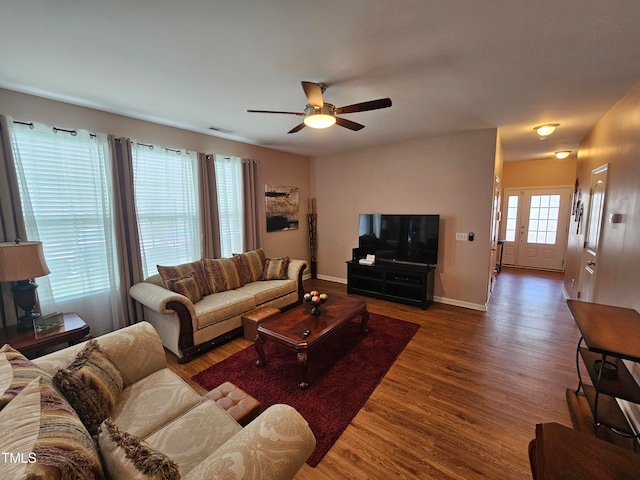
[346,260,434,309]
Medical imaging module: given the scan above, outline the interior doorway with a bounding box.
[501,187,572,271]
[578,164,609,301]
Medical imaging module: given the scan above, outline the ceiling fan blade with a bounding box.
[335,98,392,115]
[287,123,306,134]
[301,81,324,108]
[247,109,304,116]
[335,117,365,131]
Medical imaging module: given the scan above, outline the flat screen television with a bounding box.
[358,214,439,267]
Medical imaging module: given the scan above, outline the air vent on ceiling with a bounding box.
[208,126,233,134]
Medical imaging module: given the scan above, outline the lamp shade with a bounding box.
[0,241,50,282]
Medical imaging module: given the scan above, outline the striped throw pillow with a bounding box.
[203,256,244,293]
[158,260,210,297]
[234,248,266,283]
[261,257,290,280]
[169,274,203,304]
[54,339,124,436]
[0,376,105,479]
[0,344,54,411]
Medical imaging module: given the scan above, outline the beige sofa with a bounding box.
[26,321,316,479]
[129,250,307,363]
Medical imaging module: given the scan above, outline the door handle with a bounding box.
[587,261,596,266]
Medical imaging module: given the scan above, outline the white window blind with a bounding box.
[12,124,117,302]
[132,143,200,277]
[214,155,244,257]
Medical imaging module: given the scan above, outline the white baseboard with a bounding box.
[433,296,487,312]
[316,274,347,284]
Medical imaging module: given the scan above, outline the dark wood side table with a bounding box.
[529,422,640,479]
[567,300,640,441]
[0,312,90,357]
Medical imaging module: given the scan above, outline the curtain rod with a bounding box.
[13,120,95,138]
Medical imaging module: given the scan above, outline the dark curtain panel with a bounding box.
[0,115,28,327]
[111,137,144,326]
[199,153,222,259]
[242,158,262,251]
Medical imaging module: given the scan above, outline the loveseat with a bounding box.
[129,249,307,363]
[1,321,316,479]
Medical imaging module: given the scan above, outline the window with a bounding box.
[214,155,244,257]
[12,124,118,302]
[505,195,519,242]
[527,194,560,245]
[132,143,200,277]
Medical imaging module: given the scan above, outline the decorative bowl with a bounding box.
[303,291,328,315]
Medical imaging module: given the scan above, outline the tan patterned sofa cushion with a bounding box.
[110,368,203,438]
[181,404,316,480]
[239,279,297,306]
[145,399,241,477]
[193,289,256,330]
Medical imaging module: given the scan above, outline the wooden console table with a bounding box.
[0,312,90,357]
[567,299,640,441]
[529,422,640,479]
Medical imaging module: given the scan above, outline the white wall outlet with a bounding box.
[455,232,468,241]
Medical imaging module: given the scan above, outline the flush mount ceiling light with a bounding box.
[303,104,337,129]
[555,150,571,159]
[534,123,559,138]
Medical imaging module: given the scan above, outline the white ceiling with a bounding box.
[2,0,640,161]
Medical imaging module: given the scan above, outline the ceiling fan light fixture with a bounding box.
[303,104,336,129]
[555,150,571,159]
[534,123,559,138]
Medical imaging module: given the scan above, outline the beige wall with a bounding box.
[1,88,504,309]
[0,88,311,261]
[564,80,640,310]
[502,156,577,189]
[563,79,640,439]
[311,129,498,310]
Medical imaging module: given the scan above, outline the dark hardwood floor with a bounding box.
[167,267,584,479]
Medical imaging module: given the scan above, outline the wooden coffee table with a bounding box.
[255,294,369,389]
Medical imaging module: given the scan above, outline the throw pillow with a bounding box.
[234,248,266,283]
[0,344,54,411]
[232,253,252,286]
[98,419,181,480]
[53,339,124,436]
[168,273,203,304]
[0,376,105,480]
[261,256,290,280]
[203,256,244,293]
[157,260,210,297]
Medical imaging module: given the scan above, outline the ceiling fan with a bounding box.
[247,81,392,134]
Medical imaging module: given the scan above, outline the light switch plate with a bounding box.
[456,232,468,241]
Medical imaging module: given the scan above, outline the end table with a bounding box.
[0,312,90,357]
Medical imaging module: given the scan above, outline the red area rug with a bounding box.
[192,313,419,467]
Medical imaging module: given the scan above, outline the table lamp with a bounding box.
[0,240,51,332]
